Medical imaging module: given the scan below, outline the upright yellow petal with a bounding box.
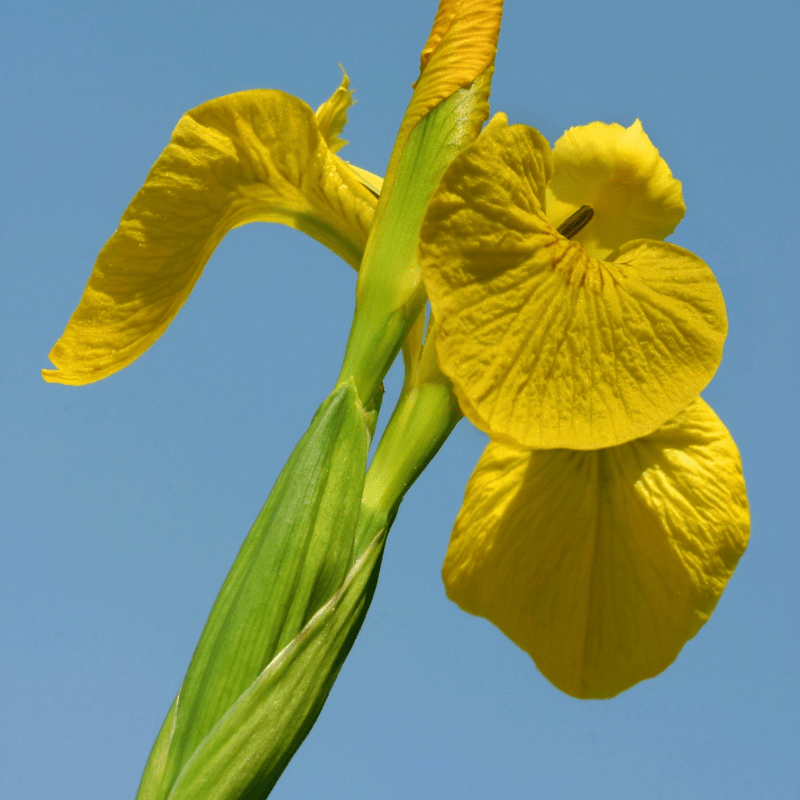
[442,398,749,699]
[420,116,726,449]
[44,89,378,386]
[545,120,686,260]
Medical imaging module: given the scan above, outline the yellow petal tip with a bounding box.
[315,67,354,153]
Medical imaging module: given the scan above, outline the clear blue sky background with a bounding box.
[2,1,798,797]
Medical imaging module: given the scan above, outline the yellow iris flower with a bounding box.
[419,117,749,698]
[42,0,747,704]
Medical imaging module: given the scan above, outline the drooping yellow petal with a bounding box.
[315,67,354,153]
[44,89,378,386]
[387,0,503,179]
[442,398,749,699]
[420,115,727,449]
[545,120,686,260]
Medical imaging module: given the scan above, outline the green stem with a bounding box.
[336,81,493,405]
[355,371,462,556]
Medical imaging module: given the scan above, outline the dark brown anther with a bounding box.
[556,205,594,239]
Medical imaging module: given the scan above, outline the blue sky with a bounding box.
[2,0,798,797]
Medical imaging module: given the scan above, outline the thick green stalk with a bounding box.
[337,76,492,405]
[355,362,463,556]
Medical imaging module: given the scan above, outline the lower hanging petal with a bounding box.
[44,89,378,386]
[442,398,749,699]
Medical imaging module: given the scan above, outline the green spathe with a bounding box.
[337,71,492,405]
[166,528,385,800]
[136,381,372,800]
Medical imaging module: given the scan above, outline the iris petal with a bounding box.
[546,120,686,260]
[442,398,749,699]
[420,115,726,449]
[44,89,378,386]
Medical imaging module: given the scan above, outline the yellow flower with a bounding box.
[419,115,727,450]
[442,398,749,699]
[422,117,749,698]
[42,74,381,386]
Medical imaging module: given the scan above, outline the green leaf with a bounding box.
[136,696,179,800]
[137,381,371,800]
[166,526,386,800]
